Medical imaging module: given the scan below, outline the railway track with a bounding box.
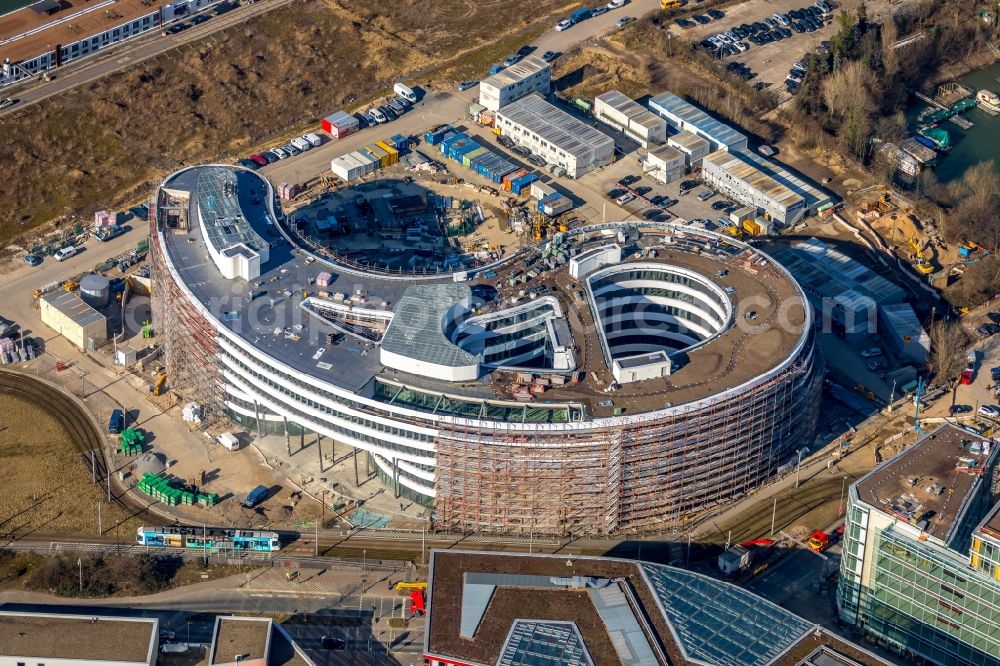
[0,368,160,528]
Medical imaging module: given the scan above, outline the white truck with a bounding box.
[393,82,418,103]
[303,132,322,148]
[290,136,312,152]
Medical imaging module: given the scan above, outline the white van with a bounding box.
[303,132,322,148]
[218,432,240,451]
[53,245,77,261]
[291,136,312,152]
[369,107,388,124]
[393,82,418,103]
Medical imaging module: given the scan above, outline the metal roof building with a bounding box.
[594,90,667,147]
[0,611,158,666]
[495,94,615,178]
[702,150,806,226]
[878,302,929,364]
[725,148,835,217]
[479,56,552,111]
[648,92,748,151]
[39,289,108,350]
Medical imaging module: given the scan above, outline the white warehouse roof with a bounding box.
[649,92,747,149]
[482,56,550,89]
[497,94,614,163]
[703,150,803,209]
[595,90,665,132]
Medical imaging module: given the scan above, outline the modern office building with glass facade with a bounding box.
[152,164,823,536]
[837,424,1000,665]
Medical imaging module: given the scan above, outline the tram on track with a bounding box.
[135,526,281,552]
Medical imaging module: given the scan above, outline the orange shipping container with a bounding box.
[502,168,529,191]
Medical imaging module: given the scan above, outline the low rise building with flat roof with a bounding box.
[702,150,806,226]
[593,90,667,147]
[209,616,315,666]
[426,550,891,666]
[667,130,711,167]
[478,56,551,111]
[645,144,686,184]
[0,611,158,665]
[39,289,107,350]
[879,302,930,364]
[0,0,222,87]
[838,424,1000,666]
[648,92,748,151]
[495,93,614,178]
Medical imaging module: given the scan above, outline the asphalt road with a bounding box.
[0,0,296,118]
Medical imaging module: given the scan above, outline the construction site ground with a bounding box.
[0,0,579,246]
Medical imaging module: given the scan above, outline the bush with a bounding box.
[27,553,182,598]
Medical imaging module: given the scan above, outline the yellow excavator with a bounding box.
[909,237,934,275]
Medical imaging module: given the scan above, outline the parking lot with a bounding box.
[669,0,902,95]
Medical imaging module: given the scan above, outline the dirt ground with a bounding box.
[0,0,574,246]
[0,392,141,538]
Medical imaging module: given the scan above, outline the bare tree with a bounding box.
[928,320,971,380]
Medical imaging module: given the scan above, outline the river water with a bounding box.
[0,0,32,16]
[910,60,1000,184]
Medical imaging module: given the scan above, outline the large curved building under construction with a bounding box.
[151,164,823,536]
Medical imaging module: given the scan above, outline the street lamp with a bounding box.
[838,475,848,517]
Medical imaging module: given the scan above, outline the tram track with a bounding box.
[0,368,160,527]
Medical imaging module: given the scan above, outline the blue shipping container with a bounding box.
[424,125,453,145]
[390,133,409,151]
[510,172,539,196]
[438,132,466,154]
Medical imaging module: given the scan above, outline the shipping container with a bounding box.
[424,124,454,145]
[389,133,409,151]
[539,193,572,215]
[530,181,556,200]
[510,172,540,196]
[438,132,466,154]
[349,150,379,174]
[358,147,382,169]
[366,144,391,169]
[375,140,399,165]
[463,146,489,168]
[331,154,366,182]
[322,111,359,138]
[502,168,529,191]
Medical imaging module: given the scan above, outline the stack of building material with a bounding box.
[321,111,360,139]
[277,183,300,200]
[315,272,333,287]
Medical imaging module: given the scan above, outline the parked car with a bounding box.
[861,347,882,358]
[540,50,559,62]
[615,16,632,27]
[591,5,608,16]
[379,105,396,121]
[949,404,972,415]
[249,153,267,166]
[0,97,18,110]
[618,174,640,186]
[697,190,715,201]
[243,484,268,508]
[236,158,259,170]
[23,254,41,266]
[615,193,635,205]
[503,54,522,67]
[53,245,78,262]
[497,134,515,148]
[528,154,547,167]
[271,147,288,159]
[555,19,572,31]
[607,0,627,8]
[321,636,347,650]
[976,323,1000,337]
[368,108,387,124]
[518,45,534,56]
[978,405,1000,418]
[456,80,478,91]
[258,151,278,164]
[867,360,886,371]
[708,9,724,19]
[511,145,531,157]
